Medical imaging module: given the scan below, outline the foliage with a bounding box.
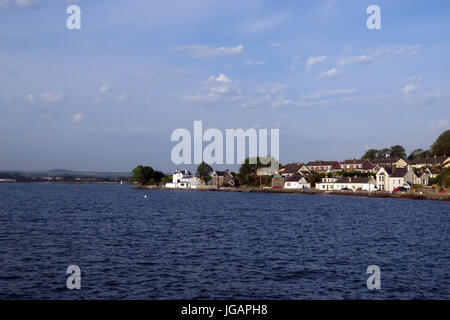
[362,149,378,160]
[237,157,279,186]
[436,167,450,188]
[408,148,431,160]
[431,130,450,156]
[362,145,406,159]
[130,165,165,185]
[389,145,406,158]
[195,161,213,183]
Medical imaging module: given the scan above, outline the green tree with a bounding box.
[196,161,213,183]
[130,165,165,185]
[377,148,391,158]
[237,157,278,186]
[431,130,450,156]
[408,148,431,160]
[390,145,406,158]
[436,167,450,188]
[362,149,378,160]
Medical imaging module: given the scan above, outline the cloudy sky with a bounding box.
[0,0,449,172]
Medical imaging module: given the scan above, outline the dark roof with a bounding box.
[285,176,305,182]
[409,156,447,165]
[175,169,192,175]
[214,170,231,177]
[341,159,365,165]
[306,160,340,166]
[370,157,403,164]
[281,163,304,174]
[390,168,408,178]
[335,177,371,184]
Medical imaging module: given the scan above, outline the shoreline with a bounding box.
[133,185,450,202]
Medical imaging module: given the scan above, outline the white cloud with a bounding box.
[99,84,109,94]
[339,55,373,66]
[40,92,65,103]
[172,44,244,58]
[242,95,270,108]
[254,82,287,94]
[401,84,419,95]
[244,59,266,66]
[182,73,243,104]
[117,93,128,102]
[72,113,84,123]
[316,68,342,79]
[0,0,41,9]
[405,76,423,83]
[307,56,327,69]
[244,13,287,34]
[300,88,357,100]
[431,118,448,129]
[373,44,421,57]
[25,93,34,103]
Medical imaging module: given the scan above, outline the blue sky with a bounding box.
[0,0,449,172]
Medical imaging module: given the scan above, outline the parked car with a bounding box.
[393,187,408,193]
[341,187,351,191]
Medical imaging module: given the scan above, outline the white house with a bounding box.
[315,177,338,191]
[284,176,310,189]
[376,167,426,192]
[166,169,202,189]
[333,177,377,191]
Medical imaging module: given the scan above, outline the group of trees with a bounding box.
[362,130,450,161]
[362,145,406,160]
[130,165,165,185]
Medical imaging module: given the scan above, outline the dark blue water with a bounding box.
[0,183,449,299]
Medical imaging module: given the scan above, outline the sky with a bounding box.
[0,0,449,173]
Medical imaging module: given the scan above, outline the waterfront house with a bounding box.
[333,176,377,191]
[284,176,310,189]
[166,169,202,189]
[212,170,234,187]
[376,167,424,192]
[315,177,339,191]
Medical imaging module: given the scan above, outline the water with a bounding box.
[0,183,449,299]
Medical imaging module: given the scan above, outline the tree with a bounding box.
[196,161,213,183]
[130,165,165,185]
[237,157,278,186]
[436,167,450,188]
[390,145,406,158]
[376,148,391,158]
[362,149,378,160]
[408,148,431,160]
[431,130,450,156]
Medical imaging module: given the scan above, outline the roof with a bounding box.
[335,177,371,184]
[175,169,192,175]
[409,156,447,165]
[341,159,366,165]
[390,168,408,178]
[306,160,340,166]
[280,163,304,174]
[213,170,231,177]
[370,157,404,165]
[285,176,305,182]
